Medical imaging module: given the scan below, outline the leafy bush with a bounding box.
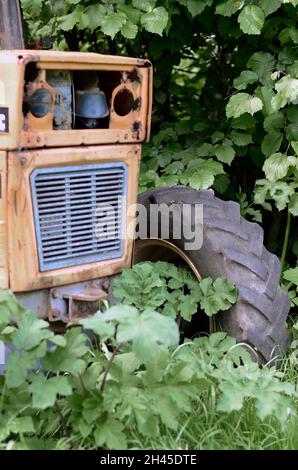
[0,271,297,450]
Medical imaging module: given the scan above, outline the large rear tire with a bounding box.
[137,187,291,363]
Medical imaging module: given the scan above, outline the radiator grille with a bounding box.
[31,163,127,271]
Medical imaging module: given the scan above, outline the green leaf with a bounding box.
[272,75,298,110]
[178,294,199,321]
[283,267,298,285]
[238,5,265,35]
[94,418,127,450]
[0,290,24,326]
[188,160,224,189]
[233,70,258,90]
[199,277,238,316]
[6,351,34,388]
[42,328,88,374]
[132,0,156,12]
[263,153,294,182]
[12,311,52,351]
[85,5,106,32]
[9,416,35,435]
[258,0,281,16]
[29,374,72,410]
[231,114,256,130]
[270,181,295,210]
[186,0,210,16]
[247,53,275,87]
[263,112,284,133]
[101,12,127,39]
[261,131,283,157]
[117,310,179,362]
[121,21,138,39]
[141,7,169,35]
[216,0,244,17]
[291,141,298,155]
[214,144,236,164]
[226,93,263,118]
[80,313,116,341]
[230,130,253,146]
[113,264,166,311]
[289,193,298,216]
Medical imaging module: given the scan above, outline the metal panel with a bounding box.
[30,163,127,271]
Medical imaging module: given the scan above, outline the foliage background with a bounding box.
[22,0,298,284]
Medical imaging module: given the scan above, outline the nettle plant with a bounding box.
[0,263,297,450]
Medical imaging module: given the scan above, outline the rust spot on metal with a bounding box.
[133,121,141,132]
[137,59,152,68]
[48,308,61,322]
[133,97,142,111]
[127,68,141,83]
[19,156,27,166]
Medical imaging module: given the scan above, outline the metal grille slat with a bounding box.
[31,163,127,271]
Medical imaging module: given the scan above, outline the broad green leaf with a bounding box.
[216,0,244,17]
[256,86,276,115]
[29,374,72,410]
[22,0,42,16]
[0,290,24,326]
[263,113,284,133]
[272,75,298,110]
[261,131,283,157]
[94,417,127,450]
[116,310,179,362]
[196,143,213,156]
[121,21,138,39]
[80,313,116,340]
[226,93,263,118]
[101,12,127,39]
[6,352,34,388]
[291,141,298,155]
[132,0,156,12]
[247,53,275,87]
[214,144,236,164]
[283,267,298,285]
[12,311,52,351]
[85,5,106,31]
[211,131,225,144]
[263,152,294,182]
[289,193,298,216]
[199,277,238,316]
[258,0,281,16]
[9,416,35,435]
[231,114,256,130]
[233,70,258,90]
[42,328,88,374]
[141,7,169,36]
[178,294,199,321]
[238,5,265,35]
[186,0,210,16]
[59,10,81,31]
[188,160,224,189]
[230,130,253,146]
[270,181,295,210]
